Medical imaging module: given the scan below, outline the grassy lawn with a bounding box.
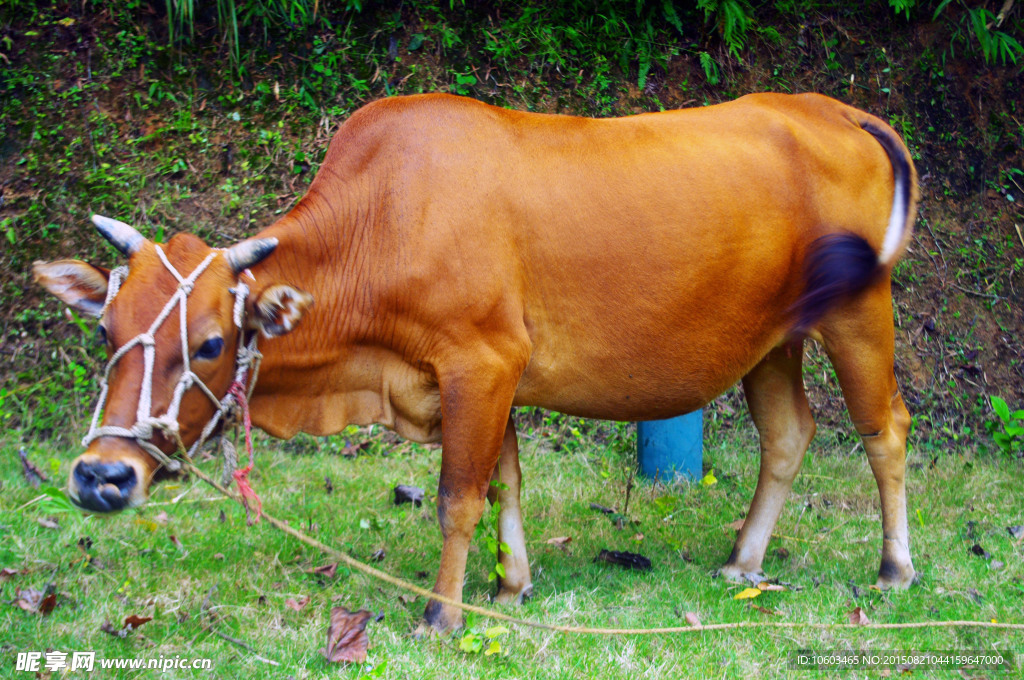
[2,408,1022,679]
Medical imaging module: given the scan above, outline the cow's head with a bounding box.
[33,216,312,513]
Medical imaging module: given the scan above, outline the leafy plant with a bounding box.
[479,480,512,583]
[932,0,1024,65]
[699,51,720,84]
[986,395,1024,455]
[697,0,754,58]
[37,486,76,515]
[457,614,509,656]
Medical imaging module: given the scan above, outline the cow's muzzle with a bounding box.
[69,452,148,512]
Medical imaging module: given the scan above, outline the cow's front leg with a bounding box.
[422,363,522,633]
[486,417,533,604]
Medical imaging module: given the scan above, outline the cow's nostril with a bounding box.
[100,461,132,484]
[98,483,125,505]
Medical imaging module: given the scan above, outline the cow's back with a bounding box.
[311,93,900,420]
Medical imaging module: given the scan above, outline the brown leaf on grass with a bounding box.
[594,549,652,571]
[752,604,781,616]
[393,484,425,506]
[848,606,870,625]
[306,563,338,578]
[285,596,310,611]
[757,582,786,592]
[320,607,373,664]
[101,621,123,637]
[684,612,702,627]
[124,615,153,630]
[153,511,169,524]
[724,518,745,532]
[546,536,572,547]
[38,517,59,530]
[169,535,183,550]
[1,567,21,580]
[101,615,152,637]
[18,448,47,488]
[13,588,56,615]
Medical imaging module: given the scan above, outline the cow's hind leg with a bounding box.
[721,343,816,583]
[820,288,915,588]
[486,418,533,604]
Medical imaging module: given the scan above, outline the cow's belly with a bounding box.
[512,302,787,421]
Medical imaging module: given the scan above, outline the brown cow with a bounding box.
[34,92,918,632]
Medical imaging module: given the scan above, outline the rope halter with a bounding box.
[82,245,261,477]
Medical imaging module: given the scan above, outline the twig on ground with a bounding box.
[211,629,281,666]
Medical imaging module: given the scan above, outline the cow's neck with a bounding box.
[238,195,441,443]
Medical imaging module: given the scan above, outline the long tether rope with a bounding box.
[181,457,1024,636]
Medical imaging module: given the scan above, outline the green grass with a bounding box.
[2,414,1022,678]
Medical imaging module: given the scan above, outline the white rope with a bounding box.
[82,246,260,474]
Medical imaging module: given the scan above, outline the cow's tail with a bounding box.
[793,115,918,333]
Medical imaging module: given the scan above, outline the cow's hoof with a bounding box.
[494,582,533,605]
[718,564,765,585]
[875,559,917,589]
[421,600,462,635]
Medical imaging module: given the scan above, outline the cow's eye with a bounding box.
[194,337,224,360]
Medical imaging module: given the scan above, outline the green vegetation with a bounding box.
[2,419,1022,677]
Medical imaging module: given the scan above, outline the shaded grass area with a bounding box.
[2,416,1022,678]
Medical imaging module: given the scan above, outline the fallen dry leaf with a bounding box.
[594,549,652,571]
[684,612,702,627]
[169,535,183,550]
[320,607,373,664]
[306,563,339,579]
[733,587,762,600]
[757,582,786,592]
[393,484,425,506]
[124,615,153,630]
[546,536,572,547]
[37,517,59,530]
[752,604,781,616]
[1,567,20,580]
[285,596,310,611]
[725,518,745,532]
[13,588,56,615]
[18,448,47,488]
[101,614,153,637]
[848,606,870,625]
[153,511,169,524]
[101,621,123,637]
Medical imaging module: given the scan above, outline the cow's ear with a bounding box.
[250,284,313,337]
[33,260,110,318]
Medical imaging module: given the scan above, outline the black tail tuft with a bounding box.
[792,232,880,333]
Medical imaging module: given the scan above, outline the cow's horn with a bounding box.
[92,215,146,257]
[225,237,279,273]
